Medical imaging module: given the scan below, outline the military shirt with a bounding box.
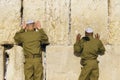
[14,29,49,56]
[74,36,105,60]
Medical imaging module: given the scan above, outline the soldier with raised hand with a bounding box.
[74,27,105,80]
[14,20,49,80]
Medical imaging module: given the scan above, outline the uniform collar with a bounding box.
[27,30,34,32]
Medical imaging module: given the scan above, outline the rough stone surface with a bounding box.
[23,0,69,45]
[109,0,120,44]
[71,0,109,44]
[0,47,4,80]
[0,0,21,44]
[98,44,120,80]
[0,0,120,80]
[23,0,45,21]
[46,45,120,80]
[46,46,80,80]
[5,46,25,80]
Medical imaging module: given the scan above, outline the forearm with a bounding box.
[14,35,21,44]
[98,50,105,55]
[39,28,49,44]
[74,40,83,57]
[14,29,23,44]
[98,47,105,55]
[19,29,25,33]
[98,40,106,55]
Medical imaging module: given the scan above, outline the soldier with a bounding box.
[74,28,105,80]
[14,20,49,80]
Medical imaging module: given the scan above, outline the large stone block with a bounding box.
[23,0,45,21]
[23,0,70,45]
[109,0,120,44]
[71,0,108,44]
[0,0,21,44]
[46,45,120,80]
[46,46,80,80]
[5,46,24,80]
[98,44,120,80]
[0,46,4,80]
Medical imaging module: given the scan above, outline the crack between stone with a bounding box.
[20,0,24,24]
[68,0,72,45]
[108,0,112,45]
[108,0,111,26]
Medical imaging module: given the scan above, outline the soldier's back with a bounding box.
[19,31,42,55]
[80,36,101,59]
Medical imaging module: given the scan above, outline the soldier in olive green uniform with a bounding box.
[74,28,105,80]
[14,20,49,80]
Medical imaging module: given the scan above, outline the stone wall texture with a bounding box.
[5,46,25,80]
[46,45,120,80]
[109,0,120,44]
[0,47,4,80]
[0,0,21,44]
[46,46,80,80]
[71,0,108,44]
[23,0,70,45]
[0,0,120,80]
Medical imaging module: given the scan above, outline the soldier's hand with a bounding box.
[35,21,41,29]
[21,21,26,29]
[76,33,81,41]
[95,33,100,39]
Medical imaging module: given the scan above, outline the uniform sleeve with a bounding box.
[97,40,105,55]
[18,29,25,33]
[14,29,24,44]
[39,29,49,52]
[39,28,49,45]
[74,40,84,57]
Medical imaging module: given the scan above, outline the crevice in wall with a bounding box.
[1,44,14,80]
[20,0,24,24]
[108,0,112,45]
[108,0,111,25]
[68,0,72,45]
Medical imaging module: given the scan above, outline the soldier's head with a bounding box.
[26,20,35,31]
[85,27,93,36]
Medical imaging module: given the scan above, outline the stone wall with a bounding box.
[109,0,120,44]
[0,0,120,80]
[23,0,70,45]
[0,0,21,44]
[46,46,80,80]
[71,0,108,44]
[0,47,4,80]
[5,46,25,80]
[46,45,120,80]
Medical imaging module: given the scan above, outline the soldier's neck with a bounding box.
[88,35,93,39]
[27,29,34,32]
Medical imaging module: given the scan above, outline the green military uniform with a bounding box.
[74,36,105,80]
[14,28,49,80]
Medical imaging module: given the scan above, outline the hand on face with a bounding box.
[21,20,41,30]
[95,33,100,39]
[76,33,81,41]
[21,21,26,29]
[35,21,41,29]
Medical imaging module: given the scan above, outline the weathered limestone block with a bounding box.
[23,0,45,21]
[23,0,69,45]
[0,46,4,80]
[5,46,24,80]
[46,45,120,80]
[46,46,80,80]
[71,0,108,44]
[0,0,21,44]
[99,45,120,80]
[109,0,120,44]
